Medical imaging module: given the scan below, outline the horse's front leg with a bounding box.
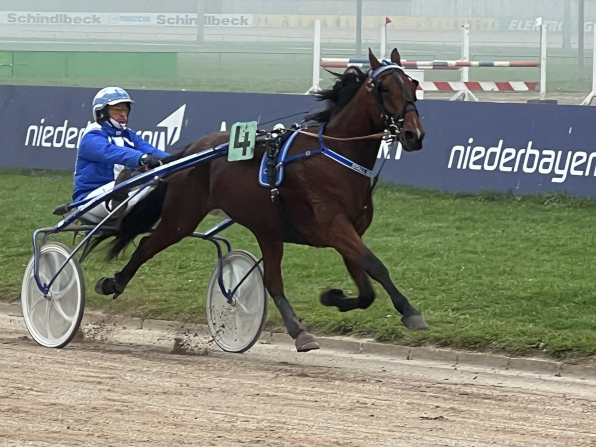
[320,257,376,312]
[329,216,429,330]
[256,236,319,352]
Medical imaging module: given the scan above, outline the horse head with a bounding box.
[368,48,425,152]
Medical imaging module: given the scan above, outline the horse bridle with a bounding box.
[368,62,419,137]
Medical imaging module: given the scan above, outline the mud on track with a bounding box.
[1,313,596,447]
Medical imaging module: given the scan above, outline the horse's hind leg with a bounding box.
[329,217,428,330]
[256,236,319,352]
[320,258,376,312]
[96,186,208,297]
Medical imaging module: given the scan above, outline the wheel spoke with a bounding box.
[233,269,260,316]
[227,262,248,301]
[232,265,243,287]
[38,267,51,285]
[47,251,61,274]
[51,273,76,300]
[234,312,245,337]
[51,288,71,301]
[45,298,55,342]
[43,250,76,294]
[54,266,76,295]
[52,299,74,324]
[29,295,47,314]
[224,264,235,291]
[234,298,258,316]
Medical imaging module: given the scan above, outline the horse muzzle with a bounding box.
[400,129,424,152]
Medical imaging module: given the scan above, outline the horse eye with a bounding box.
[379,85,389,93]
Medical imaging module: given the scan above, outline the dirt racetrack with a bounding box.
[1,312,596,447]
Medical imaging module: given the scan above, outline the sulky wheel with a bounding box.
[206,250,268,353]
[21,242,85,348]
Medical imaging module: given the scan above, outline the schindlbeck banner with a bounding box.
[0,12,253,27]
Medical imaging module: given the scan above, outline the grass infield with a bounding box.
[1,170,595,359]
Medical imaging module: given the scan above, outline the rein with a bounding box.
[297,130,387,141]
[294,62,416,192]
[261,61,415,183]
[297,63,417,143]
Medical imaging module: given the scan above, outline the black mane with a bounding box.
[306,66,368,124]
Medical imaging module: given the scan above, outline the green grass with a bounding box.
[2,170,596,359]
[0,41,593,93]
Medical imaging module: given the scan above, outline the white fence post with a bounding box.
[307,20,321,94]
[380,23,387,60]
[405,69,425,100]
[539,17,547,101]
[461,23,470,83]
[451,23,478,102]
[581,26,596,105]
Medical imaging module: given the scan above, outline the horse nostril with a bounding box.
[404,131,416,141]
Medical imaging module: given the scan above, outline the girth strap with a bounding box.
[265,135,309,245]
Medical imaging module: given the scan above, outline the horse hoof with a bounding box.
[295,331,320,352]
[401,314,429,331]
[95,277,119,296]
[319,288,345,307]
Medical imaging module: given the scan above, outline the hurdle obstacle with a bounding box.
[456,23,474,101]
[310,19,545,101]
[307,19,322,94]
[320,60,539,69]
[419,81,538,92]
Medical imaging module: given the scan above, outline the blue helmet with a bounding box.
[92,87,134,122]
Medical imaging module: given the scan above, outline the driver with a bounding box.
[73,87,170,222]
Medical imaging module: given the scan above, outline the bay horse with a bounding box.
[95,48,428,352]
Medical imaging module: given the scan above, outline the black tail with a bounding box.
[106,181,168,261]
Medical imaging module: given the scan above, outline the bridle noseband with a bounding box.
[368,62,419,137]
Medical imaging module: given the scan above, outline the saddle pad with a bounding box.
[258,130,300,188]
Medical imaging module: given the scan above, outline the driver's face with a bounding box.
[108,104,129,125]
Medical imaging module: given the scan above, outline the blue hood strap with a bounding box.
[283,126,374,178]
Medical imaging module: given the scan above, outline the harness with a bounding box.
[259,126,374,190]
[263,61,420,243]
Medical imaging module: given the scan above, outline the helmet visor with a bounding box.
[106,98,134,106]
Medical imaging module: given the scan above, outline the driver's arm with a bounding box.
[131,132,171,159]
[78,130,144,169]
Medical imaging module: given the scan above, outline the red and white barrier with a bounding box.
[419,81,538,92]
[320,59,539,70]
[308,19,546,101]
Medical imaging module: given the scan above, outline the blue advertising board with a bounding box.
[0,85,319,170]
[1,85,595,196]
[381,100,596,196]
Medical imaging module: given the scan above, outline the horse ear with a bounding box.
[368,48,382,70]
[390,48,402,66]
